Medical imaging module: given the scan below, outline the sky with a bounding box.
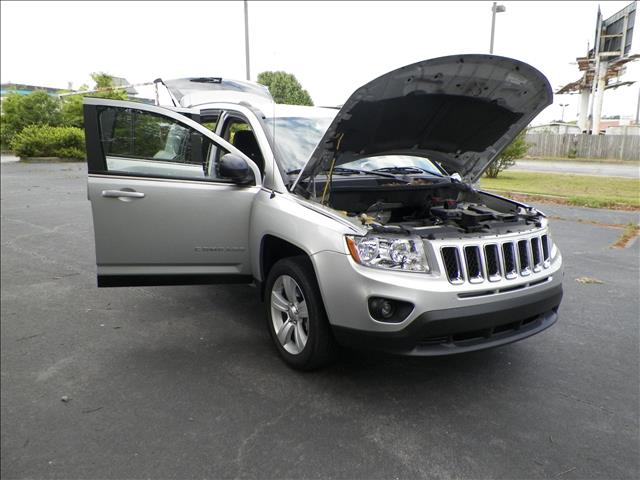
[1,0,638,125]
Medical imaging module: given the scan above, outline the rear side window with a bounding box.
[98,107,231,181]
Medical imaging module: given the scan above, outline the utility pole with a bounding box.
[592,60,608,134]
[489,2,506,54]
[587,7,602,135]
[244,0,251,81]
[578,42,591,132]
[636,86,640,125]
[560,103,569,122]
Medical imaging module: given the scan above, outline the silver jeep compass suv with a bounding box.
[84,55,563,370]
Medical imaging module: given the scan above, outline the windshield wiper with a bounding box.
[372,166,444,177]
[286,166,407,181]
[332,167,401,180]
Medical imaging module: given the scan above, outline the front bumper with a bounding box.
[332,283,562,355]
[312,249,563,356]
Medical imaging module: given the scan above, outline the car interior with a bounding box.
[220,115,265,175]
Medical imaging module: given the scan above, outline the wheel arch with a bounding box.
[259,235,317,298]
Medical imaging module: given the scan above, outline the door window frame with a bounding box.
[83,98,262,186]
[210,104,283,191]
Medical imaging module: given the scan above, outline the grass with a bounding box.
[480,171,640,209]
[612,223,640,248]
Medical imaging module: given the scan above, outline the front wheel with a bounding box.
[264,257,336,370]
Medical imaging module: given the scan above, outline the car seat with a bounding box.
[232,130,265,174]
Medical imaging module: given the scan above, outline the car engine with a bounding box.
[317,176,544,238]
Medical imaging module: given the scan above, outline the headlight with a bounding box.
[346,235,429,272]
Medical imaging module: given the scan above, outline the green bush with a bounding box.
[484,131,530,178]
[61,94,85,128]
[0,90,63,147]
[10,125,85,159]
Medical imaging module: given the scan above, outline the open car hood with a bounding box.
[164,77,273,107]
[293,55,552,187]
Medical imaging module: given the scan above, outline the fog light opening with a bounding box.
[368,297,413,323]
[370,298,395,320]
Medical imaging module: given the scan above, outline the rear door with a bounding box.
[83,98,261,287]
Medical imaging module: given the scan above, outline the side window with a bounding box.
[199,109,221,134]
[221,115,264,174]
[223,120,252,144]
[98,107,232,181]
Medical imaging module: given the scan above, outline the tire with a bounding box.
[264,256,336,370]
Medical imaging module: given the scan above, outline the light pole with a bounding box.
[244,0,251,81]
[490,2,506,54]
[636,88,640,125]
[559,103,569,122]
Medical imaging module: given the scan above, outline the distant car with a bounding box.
[83,55,563,370]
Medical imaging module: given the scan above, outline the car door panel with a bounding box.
[83,98,261,287]
[88,175,258,271]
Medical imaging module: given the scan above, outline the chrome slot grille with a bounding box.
[517,240,531,276]
[502,242,517,279]
[541,234,550,266]
[464,246,483,283]
[530,237,542,272]
[441,234,552,285]
[441,247,464,284]
[484,244,501,281]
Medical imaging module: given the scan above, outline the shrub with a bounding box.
[0,90,63,147]
[61,94,85,128]
[484,131,530,178]
[1,116,12,151]
[10,125,85,159]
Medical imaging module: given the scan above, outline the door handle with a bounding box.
[101,189,145,199]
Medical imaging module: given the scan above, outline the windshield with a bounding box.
[263,106,445,177]
[341,155,444,176]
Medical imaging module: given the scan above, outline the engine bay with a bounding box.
[300,174,544,238]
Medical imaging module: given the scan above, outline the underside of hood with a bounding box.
[164,77,273,107]
[294,55,552,187]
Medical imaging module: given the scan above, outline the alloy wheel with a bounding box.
[270,274,309,355]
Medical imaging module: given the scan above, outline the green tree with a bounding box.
[61,73,127,128]
[1,90,62,147]
[484,131,530,178]
[257,71,314,106]
[60,85,88,128]
[89,72,129,100]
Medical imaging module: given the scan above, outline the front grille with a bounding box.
[531,237,542,271]
[441,247,464,284]
[464,246,483,283]
[517,240,531,276]
[502,242,517,279]
[440,234,552,285]
[541,234,550,266]
[484,244,500,281]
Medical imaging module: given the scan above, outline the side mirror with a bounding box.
[219,153,254,185]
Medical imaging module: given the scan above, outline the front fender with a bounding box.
[249,190,358,282]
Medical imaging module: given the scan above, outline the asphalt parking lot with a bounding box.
[2,162,639,480]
